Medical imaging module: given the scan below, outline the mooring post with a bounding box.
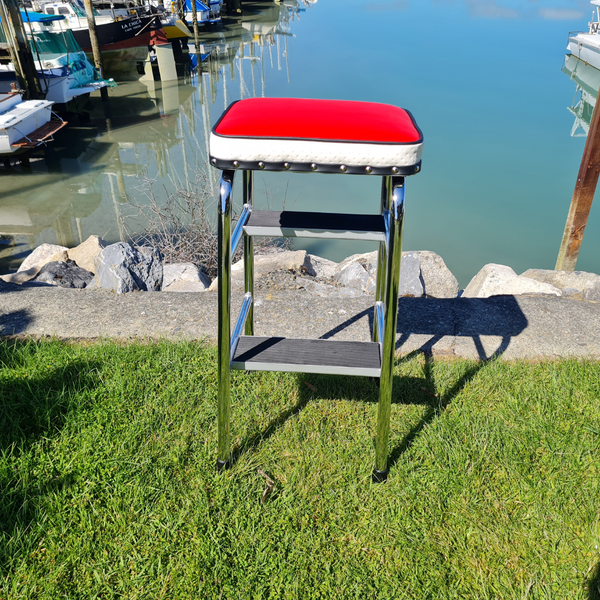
[82,0,109,100]
[556,84,600,270]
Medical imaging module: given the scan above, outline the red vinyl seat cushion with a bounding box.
[213,98,421,144]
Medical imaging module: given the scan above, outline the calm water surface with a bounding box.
[1,0,598,286]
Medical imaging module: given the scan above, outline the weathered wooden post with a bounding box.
[82,0,109,100]
[556,84,600,270]
[190,0,199,49]
[0,0,42,98]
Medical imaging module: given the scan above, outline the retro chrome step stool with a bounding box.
[209,98,423,481]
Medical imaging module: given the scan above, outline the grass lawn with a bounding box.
[0,337,599,599]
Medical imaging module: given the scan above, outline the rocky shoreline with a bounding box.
[1,236,600,303]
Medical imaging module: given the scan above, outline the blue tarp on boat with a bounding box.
[20,10,66,23]
[183,0,209,12]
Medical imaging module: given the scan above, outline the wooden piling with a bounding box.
[82,0,108,100]
[0,0,42,98]
[190,0,199,49]
[556,83,600,270]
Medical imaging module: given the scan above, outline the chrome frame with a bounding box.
[374,176,405,478]
[217,167,408,479]
[217,169,234,470]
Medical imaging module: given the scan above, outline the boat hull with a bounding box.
[72,15,165,52]
[568,33,600,70]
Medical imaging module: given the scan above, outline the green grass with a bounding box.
[0,337,599,599]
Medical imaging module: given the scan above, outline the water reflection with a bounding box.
[563,53,600,137]
[0,0,311,274]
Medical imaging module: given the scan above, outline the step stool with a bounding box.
[210,97,424,482]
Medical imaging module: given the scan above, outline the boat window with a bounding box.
[45,7,55,14]
[58,6,71,14]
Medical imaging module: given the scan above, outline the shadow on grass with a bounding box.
[386,352,485,471]
[0,338,101,571]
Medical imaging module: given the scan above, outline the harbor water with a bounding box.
[1,0,598,287]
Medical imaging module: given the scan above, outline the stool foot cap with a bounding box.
[217,459,231,472]
[372,468,389,483]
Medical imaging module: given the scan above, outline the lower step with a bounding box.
[231,336,381,377]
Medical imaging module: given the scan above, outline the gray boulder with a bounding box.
[162,262,210,293]
[95,242,163,294]
[416,251,460,298]
[18,243,68,272]
[33,260,94,288]
[306,254,338,279]
[398,252,424,297]
[521,269,600,302]
[334,261,370,290]
[463,264,561,298]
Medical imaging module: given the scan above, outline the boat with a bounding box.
[567,0,600,70]
[30,0,167,54]
[562,53,600,137]
[0,12,114,104]
[0,89,67,156]
[180,0,222,26]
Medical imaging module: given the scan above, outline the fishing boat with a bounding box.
[0,89,66,156]
[0,12,114,104]
[567,0,600,70]
[30,0,166,53]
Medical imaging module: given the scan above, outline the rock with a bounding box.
[415,251,460,298]
[0,268,41,285]
[398,252,423,297]
[463,264,562,298]
[5,250,69,285]
[335,251,379,275]
[208,250,312,291]
[306,254,337,279]
[67,235,108,274]
[162,262,210,292]
[521,269,600,293]
[95,242,163,294]
[586,285,600,302]
[18,243,68,272]
[332,251,379,294]
[33,260,94,289]
[334,261,370,290]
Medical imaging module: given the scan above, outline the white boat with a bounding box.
[0,11,113,104]
[567,0,600,69]
[0,90,66,156]
[562,53,600,137]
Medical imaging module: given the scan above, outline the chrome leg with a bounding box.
[217,169,235,470]
[373,176,405,482]
[243,170,254,336]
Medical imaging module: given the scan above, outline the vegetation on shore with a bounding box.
[0,338,599,598]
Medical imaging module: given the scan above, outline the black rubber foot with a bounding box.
[372,468,389,483]
[216,459,231,472]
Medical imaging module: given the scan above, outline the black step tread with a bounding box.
[232,336,381,371]
[246,210,385,233]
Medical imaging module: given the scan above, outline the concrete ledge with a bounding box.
[1,282,599,360]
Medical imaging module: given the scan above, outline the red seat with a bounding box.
[210,98,423,176]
